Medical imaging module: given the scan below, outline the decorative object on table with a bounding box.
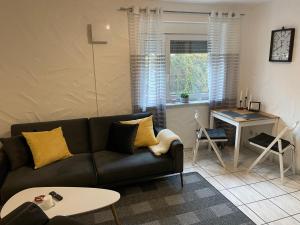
[33,195,55,210]
[249,101,261,112]
[244,88,248,109]
[247,95,252,110]
[269,27,295,62]
[34,195,45,203]
[39,195,55,210]
[248,121,299,183]
[238,90,243,109]
[180,93,189,103]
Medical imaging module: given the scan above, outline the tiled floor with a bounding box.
[184,145,300,225]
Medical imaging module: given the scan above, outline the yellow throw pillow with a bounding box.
[22,127,72,169]
[121,116,158,148]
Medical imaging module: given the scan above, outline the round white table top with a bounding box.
[1,187,120,219]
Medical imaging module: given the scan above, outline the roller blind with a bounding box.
[170,40,208,54]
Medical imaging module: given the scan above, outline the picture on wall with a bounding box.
[269,27,295,62]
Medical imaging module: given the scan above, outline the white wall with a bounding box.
[239,0,300,169]
[167,103,209,148]
[0,0,247,144]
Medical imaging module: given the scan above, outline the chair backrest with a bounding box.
[276,121,299,140]
[269,121,299,153]
[194,110,211,140]
[194,110,205,130]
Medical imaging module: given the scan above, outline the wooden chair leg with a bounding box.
[279,154,284,183]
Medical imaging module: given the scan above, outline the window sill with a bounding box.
[166,100,209,108]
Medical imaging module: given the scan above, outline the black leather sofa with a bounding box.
[0,113,183,203]
[0,202,83,225]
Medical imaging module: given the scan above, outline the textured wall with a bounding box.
[239,0,300,170]
[0,0,248,138]
[167,104,209,148]
[0,0,132,137]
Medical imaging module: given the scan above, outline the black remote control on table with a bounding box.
[49,191,63,201]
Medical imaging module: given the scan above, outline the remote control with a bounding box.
[49,191,63,201]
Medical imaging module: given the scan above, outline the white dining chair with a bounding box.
[247,121,299,183]
[193,111,227,168]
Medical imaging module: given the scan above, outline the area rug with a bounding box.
[72,172,254,225]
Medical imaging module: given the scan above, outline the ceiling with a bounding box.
[162,0,272,4]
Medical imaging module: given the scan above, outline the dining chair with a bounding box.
[247,121,299,183]
[193,111,227,168]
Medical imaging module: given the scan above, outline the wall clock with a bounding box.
[269,27,295,62]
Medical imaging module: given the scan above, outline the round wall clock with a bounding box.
[269,27,295,62]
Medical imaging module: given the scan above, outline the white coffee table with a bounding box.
[1,187,121,225]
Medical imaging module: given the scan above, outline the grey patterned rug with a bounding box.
[72,172,255,225]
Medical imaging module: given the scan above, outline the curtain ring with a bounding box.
[133,6,139,15]
[145,7,150,15]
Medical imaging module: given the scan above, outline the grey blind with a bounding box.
[170,40,208,54]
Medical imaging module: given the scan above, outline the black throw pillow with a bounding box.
[0,135,32,170]
[107,122,139,154]
[0,202,49,225]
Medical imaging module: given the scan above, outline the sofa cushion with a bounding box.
[11,118,90,154]
[107,122,139,154]
[0,136,32,170]
[22,127,73,169]
[121,115,158,148]
[93,149,173,184]
[1,154,96,203]
[89,112,151,152]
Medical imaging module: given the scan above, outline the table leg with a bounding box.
[234,125,242,168]
[208,114,215,151]
[110,204,121,225]
[210,114,214,129]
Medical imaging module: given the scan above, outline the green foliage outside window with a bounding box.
[169,53,208,99]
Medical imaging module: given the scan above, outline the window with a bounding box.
[167,37,209,103]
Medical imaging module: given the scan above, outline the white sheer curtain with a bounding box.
[208,12,241,144]
[208,12,241,109]
[128,7,166,128]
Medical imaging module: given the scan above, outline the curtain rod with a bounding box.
[118,7,245,16]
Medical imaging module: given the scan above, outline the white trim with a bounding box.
[166,100,209,108]
[165,34,208,103]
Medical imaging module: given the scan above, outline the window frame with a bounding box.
[165,34,209,104]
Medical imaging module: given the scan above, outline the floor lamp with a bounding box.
[87,24,110,117]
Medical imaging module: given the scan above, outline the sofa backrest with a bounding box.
[89,112,151,152]
[11,118,90,154]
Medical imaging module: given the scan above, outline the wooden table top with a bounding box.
[211,109,279,123]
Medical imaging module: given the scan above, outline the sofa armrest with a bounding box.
[168,140,184,173]
[0,148,10,187]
